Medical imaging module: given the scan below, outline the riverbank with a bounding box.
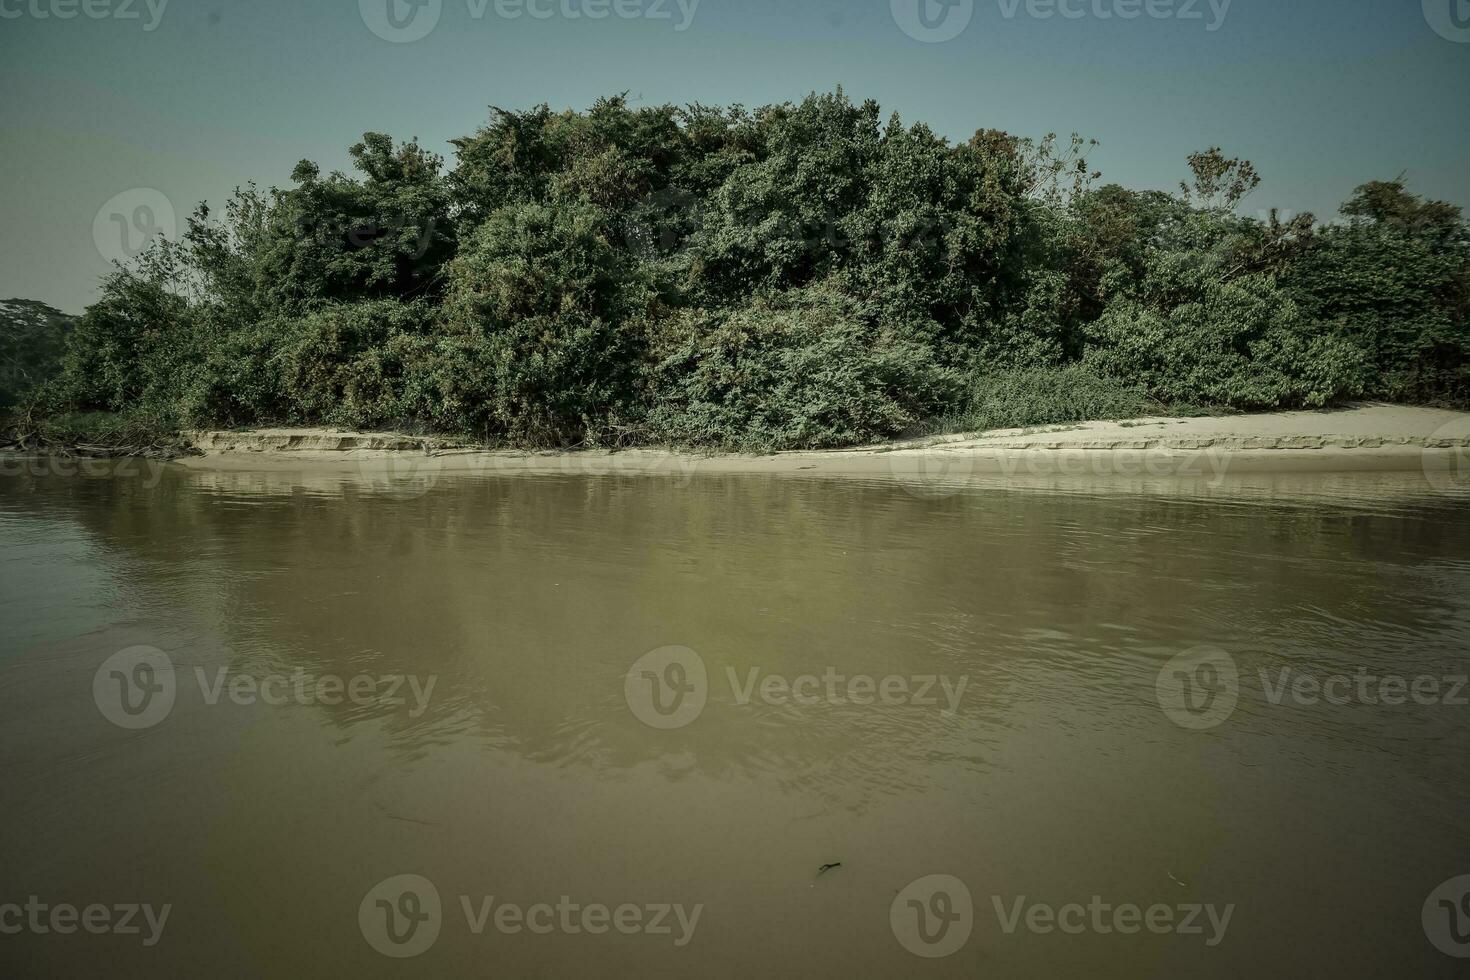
[171,405,1470,483]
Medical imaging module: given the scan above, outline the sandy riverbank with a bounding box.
[172,405,1470,486]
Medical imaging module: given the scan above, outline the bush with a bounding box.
[459,312,645,446]
[1083,275,1367,410]
[645,292,962,451]
[963,364,1152,432]
[52,270,195,413]
[445,202,641,325]
[442,203,651,444]
[1284,181,1469,405]
[275,300,437,429]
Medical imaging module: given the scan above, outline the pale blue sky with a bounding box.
[2,0,1468,313]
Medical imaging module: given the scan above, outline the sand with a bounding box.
[173,405,1470,490]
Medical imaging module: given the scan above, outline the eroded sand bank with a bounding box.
[175,405,1470,485]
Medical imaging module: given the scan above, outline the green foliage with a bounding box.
[275,300,438,430]
[1085,275,1367,409]
[0,299,73,408]
[964,364,1153,432]
[646,288,961,451]
[445,202,640,324]
[255,134,456,312]
[53,269,195,413]
[442,202,652,444]
[1284,180,1470,404]
[22,92,1470,453]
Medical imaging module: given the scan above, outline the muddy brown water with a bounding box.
[2,458,1468,977]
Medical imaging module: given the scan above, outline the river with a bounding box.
[1,458,1467,976]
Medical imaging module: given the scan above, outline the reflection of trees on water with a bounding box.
[2,461,1469,801]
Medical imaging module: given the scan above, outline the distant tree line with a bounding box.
[1,299,72,410]
[11,91,1469,451]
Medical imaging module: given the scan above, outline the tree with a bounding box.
[0,299,73,407]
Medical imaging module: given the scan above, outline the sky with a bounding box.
[1,0,1468,314]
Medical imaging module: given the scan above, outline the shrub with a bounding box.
[459,312,644,446]
[275,300,437,429]
[1284,181,1469,405]
[445,202,641,325]
[52,270,195,413]
[964,364,1152,432]
[1083,275,1367,409]
[442,203,651,444]
[645,293,962,451]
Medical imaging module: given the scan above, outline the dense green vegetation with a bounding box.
[1,299,73,409]
[11,92,1469,453]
